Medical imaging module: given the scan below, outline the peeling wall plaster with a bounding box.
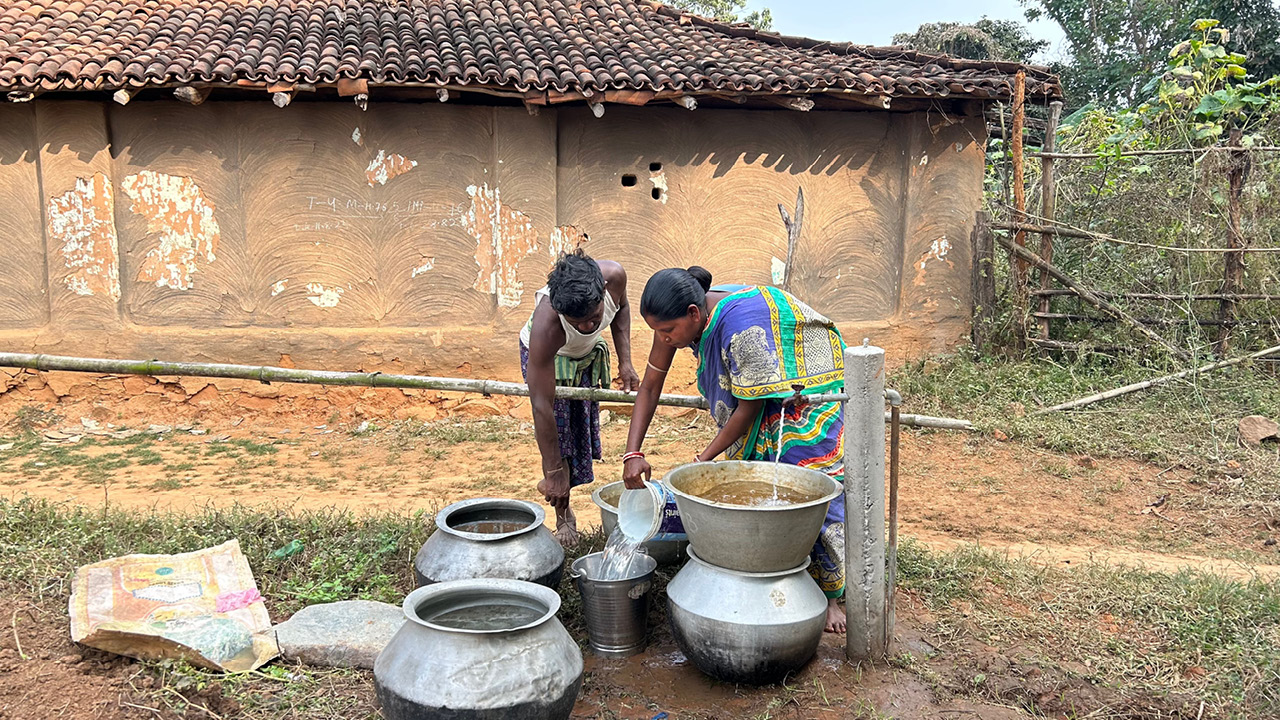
[120,171,221,291]
[649,170,669,204]
[365,150,417,186]
[547,225,587,258]
[47,173,121,300]
[411,258,435,278]
[306,283,344,307]
[464,183,539,308]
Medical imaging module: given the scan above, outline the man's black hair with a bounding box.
[547,249,605,319]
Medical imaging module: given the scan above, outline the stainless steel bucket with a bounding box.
[568,552,658,658]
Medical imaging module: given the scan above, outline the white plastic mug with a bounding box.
[617,481,664,542]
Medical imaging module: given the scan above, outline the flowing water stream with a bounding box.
[594,527,642,580]
[770,406,788,502]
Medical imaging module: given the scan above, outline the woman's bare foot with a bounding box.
[824,598,846,633]
[553,506,580,546]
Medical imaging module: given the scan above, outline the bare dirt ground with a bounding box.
[3,409,1277,578]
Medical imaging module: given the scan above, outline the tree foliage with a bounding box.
[892,17,1048,63]
[1023,0,1280,107]
[987,19,1280,355]
[668,0,772,31]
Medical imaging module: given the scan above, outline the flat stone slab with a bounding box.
[274,600,404,669]
[1239,415,1279,446]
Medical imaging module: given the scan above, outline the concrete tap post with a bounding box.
[844,340,887,661]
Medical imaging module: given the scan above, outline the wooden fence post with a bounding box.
[1037,101,1063,341]
[1010,70,1028,348]
[1218,129,1250,353]
[971,211,995,348]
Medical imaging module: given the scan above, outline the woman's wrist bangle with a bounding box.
[622,451,645,462]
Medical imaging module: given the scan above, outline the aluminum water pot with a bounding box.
[414,498,565,588]
[591,481,688,565]
[663,461,840,573]
[666,547,826,685]
[375,579,583,720]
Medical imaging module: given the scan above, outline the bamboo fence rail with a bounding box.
[0,352,974,431]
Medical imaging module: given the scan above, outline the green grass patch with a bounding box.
[206,438,279,458]
[0,497,435,617]
[897,537,1280,717]
[394,419,514,447]
[891,350,1280,507]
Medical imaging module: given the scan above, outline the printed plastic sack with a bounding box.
[68,539,278,671]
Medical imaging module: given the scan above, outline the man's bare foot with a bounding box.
[553,506,580,547]
[824,598,846,633]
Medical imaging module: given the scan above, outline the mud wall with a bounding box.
[0,100,981,394]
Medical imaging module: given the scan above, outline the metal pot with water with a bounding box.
[414,498,565,588]
[375,578,582,719]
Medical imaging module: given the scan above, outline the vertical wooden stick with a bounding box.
[971,211,995,348]
[1217,129,1249,354]
[1037,100,1063,341]
[999,103,1011,205]
[845,342,887,662]
[1011,70,1028,348]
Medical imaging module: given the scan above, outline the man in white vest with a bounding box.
[520,250,639,545]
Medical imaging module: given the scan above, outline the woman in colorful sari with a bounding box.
[622,267,848,632]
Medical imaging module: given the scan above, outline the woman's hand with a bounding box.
[537,466,571,510]
[622,456,651,489]
[616,363,640,392]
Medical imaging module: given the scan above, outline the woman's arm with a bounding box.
[697,398,763,461]
[621,338,677,488]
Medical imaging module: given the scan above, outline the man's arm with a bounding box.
[601,261,639,392]
[527,304,570,507]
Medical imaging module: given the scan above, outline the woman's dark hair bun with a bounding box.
[686,266,713,292]
[640,266,711,321]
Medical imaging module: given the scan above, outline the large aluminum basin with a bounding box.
[663,461,840,573]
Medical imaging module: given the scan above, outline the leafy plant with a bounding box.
[669,0,772,30]
[893,17,1047,63]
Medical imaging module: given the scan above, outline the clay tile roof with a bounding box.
[0,0,1061,99]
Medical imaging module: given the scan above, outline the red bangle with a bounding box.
[622,451,645,462]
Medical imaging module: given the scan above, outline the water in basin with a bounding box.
[697,480,825,507]
[424,604,545,631]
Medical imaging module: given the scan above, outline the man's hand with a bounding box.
[622,456,651,489]
[616,363,640,392]
[537,466,571,510]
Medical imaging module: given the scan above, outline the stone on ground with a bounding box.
[273,600,404,669]
[1238,415,1280,446]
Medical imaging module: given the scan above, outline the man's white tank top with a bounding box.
[519,285,620,358]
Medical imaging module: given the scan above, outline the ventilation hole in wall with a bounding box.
[651,188,662,200]
[621,174,637,187]
[649,162,662,172]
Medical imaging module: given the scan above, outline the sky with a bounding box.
[743,0,1068,64]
